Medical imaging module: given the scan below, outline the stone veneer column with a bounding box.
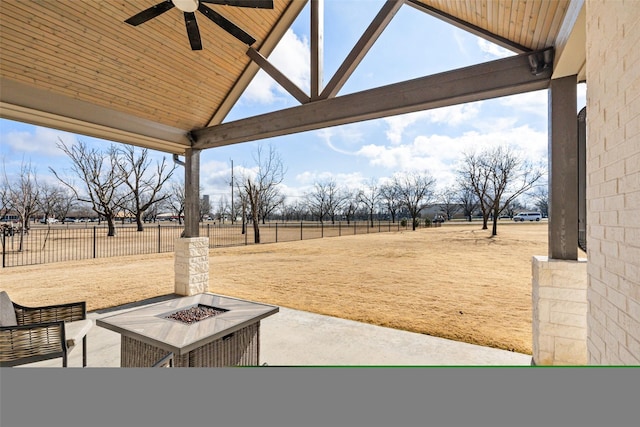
[532,256,588,365]
[174,237,209,296]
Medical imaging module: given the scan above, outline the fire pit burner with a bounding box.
[165,304,228,324]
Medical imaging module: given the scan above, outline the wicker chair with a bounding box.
[152,352,175,368]
[0,291,93,367]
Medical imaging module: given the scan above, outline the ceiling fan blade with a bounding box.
[125,1,175,26]
[200,0,274,9]
[198,3,256,45]
[184,12,203,50]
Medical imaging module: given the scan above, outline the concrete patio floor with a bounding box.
[21,295,532,367]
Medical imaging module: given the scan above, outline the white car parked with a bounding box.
[513,212,542,222]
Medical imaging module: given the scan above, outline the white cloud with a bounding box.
[242,29,310,104]
[452,30,469,57]
[471,116,520,134]
[383,112,428,145]
[317,125,366,154]
[199,159,255,200]
[356,124,547,190]
[477,39,513,59]
[2,126,75,157]
[499,90,548,118]
[383,103,482,144]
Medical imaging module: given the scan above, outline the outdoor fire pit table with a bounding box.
[96,293,278,367]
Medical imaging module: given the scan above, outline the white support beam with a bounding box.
[192,48,553,149]
[320,0,403,99]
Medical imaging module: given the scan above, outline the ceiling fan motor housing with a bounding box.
[172,0,199,13]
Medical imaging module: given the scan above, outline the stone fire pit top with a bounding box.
[96,293,279,355]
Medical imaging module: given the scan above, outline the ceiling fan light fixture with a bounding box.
[125,0,272,50]
[172,0,199,13]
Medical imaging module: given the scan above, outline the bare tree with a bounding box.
[282,199,308,221]
[486,146,543,235]
[379,182,401,223]
[460,146,543,236]
[165,180,185,224]
[143,203,159,223]
[437,186,461,220]
[38,182,76,223]
[531,185,549,217]
[504,199,526,218]
[239,145,286,243]
[358,179,380,227]
[305,180,344,224]
[116,145,176,231]
[458,150,493,230]
[393,171,436,231]
[457,184,479,222]
[341,190,360,225]
[259,185,285,224]
[0,172,10,221]
[52,139,127,236]
[215,195,230,223]
[235,182,249,235]
[4,162,39,250]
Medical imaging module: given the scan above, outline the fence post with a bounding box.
[354,221,357,235]
[157,224,161,253]
[321,222,324,238]
[300,221,303,241]
[339,221,341,237]
[93,226,97,259]
[275,223,278,243]
[2,232,5,268]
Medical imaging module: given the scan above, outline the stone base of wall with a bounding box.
[532,256,588,365]
[174,237,209,296]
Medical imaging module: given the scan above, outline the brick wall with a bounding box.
[585,0,640,364]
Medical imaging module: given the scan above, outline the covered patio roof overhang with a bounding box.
[1,0,587,311]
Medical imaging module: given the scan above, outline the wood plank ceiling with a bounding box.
[414,0,570,51]
[1,0,293,129]
[0,0,571,155]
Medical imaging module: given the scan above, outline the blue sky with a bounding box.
[0,0,586,207]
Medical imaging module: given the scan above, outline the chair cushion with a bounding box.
[0,291,17,327]
[64,319,93,349]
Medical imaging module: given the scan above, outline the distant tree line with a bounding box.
[2,140,548,252]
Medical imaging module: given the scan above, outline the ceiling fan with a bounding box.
[125,0,274,51]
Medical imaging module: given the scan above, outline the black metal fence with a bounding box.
[2,221,411,268]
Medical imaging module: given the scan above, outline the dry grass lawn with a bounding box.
[0,222,551,355]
